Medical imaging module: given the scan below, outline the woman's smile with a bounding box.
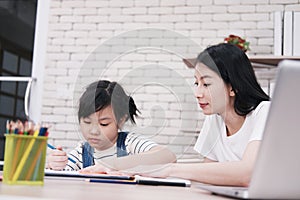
[199,102,209,109]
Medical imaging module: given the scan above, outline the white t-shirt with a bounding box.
[194,101,271,162]
[65,131,158,170]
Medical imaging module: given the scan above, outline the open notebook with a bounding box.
[44,169,191,187]
[44,169,134,180]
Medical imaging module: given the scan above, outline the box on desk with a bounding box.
[3,134,48,185]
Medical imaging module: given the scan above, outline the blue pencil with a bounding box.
[47,143,77,164]
[39,127,48,136]
[85,178,137,185]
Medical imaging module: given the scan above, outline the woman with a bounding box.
[135,43,271,187]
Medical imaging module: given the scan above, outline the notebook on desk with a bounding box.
[44,169,134,180]
[195,60,300,199]
[44,169,191,187]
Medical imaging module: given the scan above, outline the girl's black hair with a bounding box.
[78,80,139,125]
[197,43,270,116]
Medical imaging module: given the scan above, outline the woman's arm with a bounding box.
[113,145,176,170]
[140,140,260,187]
[203,157,217,163]
[81,145,176,173]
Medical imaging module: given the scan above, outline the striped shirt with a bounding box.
[65,132,158,171]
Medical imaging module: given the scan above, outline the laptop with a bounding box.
[195,60,300,199]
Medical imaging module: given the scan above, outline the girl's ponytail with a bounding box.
[128,96,140,124]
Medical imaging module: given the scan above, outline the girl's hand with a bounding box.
[46,146,68,170]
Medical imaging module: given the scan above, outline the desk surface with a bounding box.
[0,177,230,200]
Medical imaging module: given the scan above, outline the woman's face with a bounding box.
[79,105,119,151]
[194,62,233,116]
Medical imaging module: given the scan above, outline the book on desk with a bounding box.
[44,169,191,187]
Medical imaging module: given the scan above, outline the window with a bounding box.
[0,0,37,162]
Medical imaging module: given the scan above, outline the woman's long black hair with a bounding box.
[78,80,139,125]
[197,43,270,116]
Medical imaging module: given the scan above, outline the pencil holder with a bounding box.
[3,134,48,185]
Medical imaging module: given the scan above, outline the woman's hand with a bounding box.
[123,164,173,178]
[80,163,131,176]
[46,146,68,170]
[80,163,111,174]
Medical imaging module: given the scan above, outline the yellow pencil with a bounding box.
[25,140,45,180]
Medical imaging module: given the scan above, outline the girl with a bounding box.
[132,43,271,186]
[46,80,176,171]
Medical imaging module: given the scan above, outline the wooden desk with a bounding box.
[0,177,229,200]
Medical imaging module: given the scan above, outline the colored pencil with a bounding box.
[6,120,10,134]
[85,178,137,185]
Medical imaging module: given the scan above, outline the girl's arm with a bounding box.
[46,144,82,171]
[139,140,260,187]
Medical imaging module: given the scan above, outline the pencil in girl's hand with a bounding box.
[47,143,56,150]
[47,143,78,164]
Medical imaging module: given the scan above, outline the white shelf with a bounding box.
[183,56,300,69]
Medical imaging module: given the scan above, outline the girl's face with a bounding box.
[79,105,120,151]
[194,62,234,116]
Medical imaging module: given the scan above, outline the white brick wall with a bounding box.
[43,0,300,160]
